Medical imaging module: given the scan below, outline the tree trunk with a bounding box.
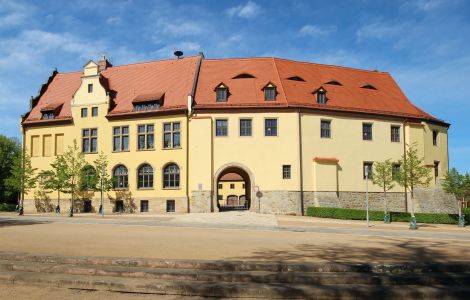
[57,190,60,208]
[383,190,387,214]
[410,190,415,217]
[458,196,463,219]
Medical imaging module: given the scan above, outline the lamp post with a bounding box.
[365,165,370,227]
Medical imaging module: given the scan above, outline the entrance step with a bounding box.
[1,270,470,299]
[1,252,470,299]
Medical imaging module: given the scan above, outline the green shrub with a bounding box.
[306,207,469,225]
[0,203,16,212]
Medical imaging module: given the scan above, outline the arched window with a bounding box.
[80,165,97,191]
[113,165,128,189]
[138,164,153,188]
[163,164,180,188]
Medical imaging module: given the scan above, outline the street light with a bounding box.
[365,165,370,227]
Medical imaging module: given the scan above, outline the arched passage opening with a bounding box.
[216,166,251,211]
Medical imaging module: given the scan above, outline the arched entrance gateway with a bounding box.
[215,165,252,211]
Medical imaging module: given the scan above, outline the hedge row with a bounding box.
[0,203,16,212]
[306,207,470,225]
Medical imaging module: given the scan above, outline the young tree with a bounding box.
[59,140,86,217]
[372,159,395,223]
[442,168,466,227]
[395,143,433,229]
[41,156,70,213]
[5,152,37,215]
[93,152,114,215]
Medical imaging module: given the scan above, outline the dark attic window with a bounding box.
[361,84,377,90]
[316,90,327,104]
[133,101,160,112]
[216,84,228,102]
[325,80,342,86]
[233,73,256,79]
[41,111,55,120]
[264,86,277,101]
[287,76,305,82]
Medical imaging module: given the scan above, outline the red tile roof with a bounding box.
[24,56,199,123]
[219,173,244,181]
[194,57,445,124]
[23,55,446,125]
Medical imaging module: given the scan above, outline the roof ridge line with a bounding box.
[272,58,287,103]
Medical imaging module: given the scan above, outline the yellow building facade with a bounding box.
[21,54,455,215]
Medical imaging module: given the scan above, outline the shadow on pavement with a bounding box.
[0,218,51,227]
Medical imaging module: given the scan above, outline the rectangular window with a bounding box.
[215,119,228,136]
[363,162,373,179]
[88,84,93,93]
[81,108,88,118]
[55,134,64,156]
[92,107,98,117]
[230,183,235,189]
[391,125,400,142]
[43,135,52,157]
[433,130,438,146]
[363,123,372,140]
[163,122,181,148]
[392,163,401,179]
[218,183,223,189]
[166,200,176,213]
[31,135,40,157]
[217,195,223,201]
[283,165,291,179]
[140,200,149,212]
[41,112,54,120]
[265,119,278,136]
[264,87,276,101]
[320,120,331,138]
[317,91,327,104]
[137,124,154,150]
[239,119,252,136]
[82,128,98,153]
[434,161,439,177]
[113,126,129,152]
[216,88,227,102]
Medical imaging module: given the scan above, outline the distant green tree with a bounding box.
[59,140,86,217]
[0,135,21,203]
[372,159,395,223]
[395,143,433,229]
[5,152,37,215]
[443,168,469,226]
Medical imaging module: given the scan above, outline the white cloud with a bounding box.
[0,0,31,28]
[299,25,335,37]
[161,21,204,37]
[402,0,448,12]
[106,16,121,25]
[356,21,407,42]
[226,1,260,19]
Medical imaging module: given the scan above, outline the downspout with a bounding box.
[403,119,408,213]
[298,108,304,215]
[186,52,204,213]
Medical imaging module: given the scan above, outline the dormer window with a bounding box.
[233,73,255,79]
[361,84,377,90]
[215,84,228,102]
[313,87,327,104]
[287,76,305,82]
[263,82,277,101]
[41,112,55,120]
[325,80,342,86]
[132,92,164,112]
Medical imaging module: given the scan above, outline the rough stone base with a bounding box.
[190,190,212,213]
[23,197,188,214]
[414,180,458,214]
[253,191,301,215]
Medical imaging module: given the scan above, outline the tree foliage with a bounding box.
[0,135,21,202]
[5,152,37,203]
[372,159,395,215]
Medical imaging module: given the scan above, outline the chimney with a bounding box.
[98,57,112,72]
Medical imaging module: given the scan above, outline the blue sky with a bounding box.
[0,0,469,172]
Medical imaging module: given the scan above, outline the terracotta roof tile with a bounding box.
[219,173,244,181]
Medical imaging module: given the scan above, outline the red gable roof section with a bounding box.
[23,56,199,123]
[24,55,446,126]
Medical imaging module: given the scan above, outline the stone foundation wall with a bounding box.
[253,191,301,215]
[190,190,212,213]
[23,196,188,214]
[413,180,458,214]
